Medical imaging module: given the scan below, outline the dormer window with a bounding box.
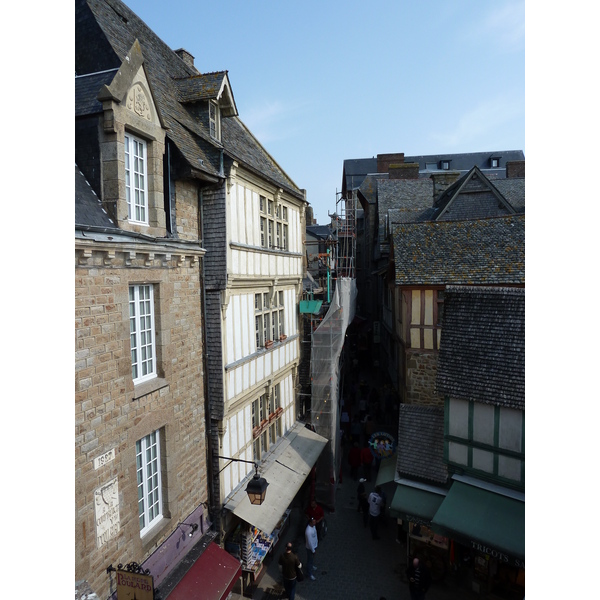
[490,157,500,168]
[125,133,148,224]
[440,160,450,170]
[209,100,221,141]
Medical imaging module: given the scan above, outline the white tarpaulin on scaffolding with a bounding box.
[310,278,357,507]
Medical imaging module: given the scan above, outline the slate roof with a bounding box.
[174,71,236,116]
[357,173,388,207]
[392,215,525,286]
[494,178,526,212]
[75,69,118,116]
[306,225,335,240]
[76,0,302,198]
[437,286,525,410]
[75,165,118,229]
[397,404,447,484]
[404,150,525,177]
[430,166,518,222]
[342,157,378,194]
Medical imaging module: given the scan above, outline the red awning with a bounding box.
[167,542,242,600]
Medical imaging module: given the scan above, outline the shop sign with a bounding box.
[94,477,120,549]
[368,431,396,459]
[470,540,524,568]
[116,570,154,600]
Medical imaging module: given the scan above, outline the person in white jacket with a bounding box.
[304,517,319,580]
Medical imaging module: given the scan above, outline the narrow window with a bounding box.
[209,101,221,141]
[125,133,148,224]
[130,284,156,384]
[136,430,163,535]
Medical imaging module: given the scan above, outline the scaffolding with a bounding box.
[309,191,358,508]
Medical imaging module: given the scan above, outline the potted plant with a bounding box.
[265,339,274,349]
[279,334,287,342]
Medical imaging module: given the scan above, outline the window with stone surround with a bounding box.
[125,133,148,224]
[130,284,156,384]
[136,429,164,535]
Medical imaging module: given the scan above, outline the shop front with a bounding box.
[389,480,449,581]
[431,478,525,599]
[222,424,328,594]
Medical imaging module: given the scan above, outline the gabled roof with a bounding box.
[75,165,118,229]
[397,404,447,484]
[392,215,525,286]
[76,0,302,197]
[437,286,524,410]
[357,173,388,207]
[431,166,518,221]
[174,71,238,116]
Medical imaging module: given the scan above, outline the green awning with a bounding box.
[431,481,524,560]
[299,300,323,314]
[375,455,397,487]
[389,483,446,521]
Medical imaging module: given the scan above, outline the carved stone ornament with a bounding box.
[126,85,152,121]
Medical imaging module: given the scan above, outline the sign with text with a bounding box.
[116,570,154,600]
[94,477,120,549]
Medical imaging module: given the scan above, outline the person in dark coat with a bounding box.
[348,442,361,480]
[406,557,431,600]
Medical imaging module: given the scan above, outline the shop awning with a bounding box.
[431,480,525,560]
[166,542,242,600]
[224,423,328,534]
[375,455,398,487]
[389,481,446,521]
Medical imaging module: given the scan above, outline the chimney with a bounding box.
[377,153,405,174]
[388,162,419,180]
[506,160,525,179]
[174,48,199,73]
[430,171,462,200]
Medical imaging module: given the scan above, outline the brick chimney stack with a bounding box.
[430,171,462,200]
[377,153,405,174]
[506,160,525,179]
[388,163,420,180]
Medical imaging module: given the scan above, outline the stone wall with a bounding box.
[405,351,443,406]
[75,246,208,599]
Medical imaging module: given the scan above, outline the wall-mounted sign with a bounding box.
[368,431,396,459]
[116,569,154,600]
[93,448,115,470]
[94,477,120,549]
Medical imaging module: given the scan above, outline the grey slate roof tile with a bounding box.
[75,165,118,229]
[397,404,447,484]
[75,69,118,116]
[393,215,524,286]
[436,286,525,410]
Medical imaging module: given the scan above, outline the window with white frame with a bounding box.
[125,133,148,224]
[259,196,289,250]
[130,284,156,384]
[209,100,221,141]
[255,291,285,347]
[136,430,163,535]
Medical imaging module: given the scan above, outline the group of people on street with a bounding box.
[347,442,375,481]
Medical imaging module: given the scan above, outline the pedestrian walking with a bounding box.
[278,542,302,600]
[368,485,384,540]
[304,517,318,580]
[406,557,431,600]
[357,478,369,527]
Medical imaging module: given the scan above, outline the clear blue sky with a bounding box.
[123,0,525,223]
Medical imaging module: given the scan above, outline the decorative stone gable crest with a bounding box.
[126,84,152,121]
